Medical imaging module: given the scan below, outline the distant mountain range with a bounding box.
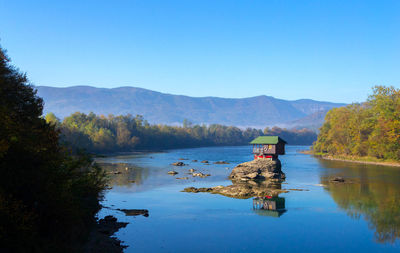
[36,86,345,129]
[280,109,332,131]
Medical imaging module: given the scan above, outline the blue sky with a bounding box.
[1,0,399,103]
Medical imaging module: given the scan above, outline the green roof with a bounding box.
[250,136,287,144]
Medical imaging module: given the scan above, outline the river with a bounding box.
[96,145,400,252]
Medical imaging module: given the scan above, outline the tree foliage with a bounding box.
[313,86,400,161]
[58,113,263,152]
[56,113,318,153]
[0,46,106,252]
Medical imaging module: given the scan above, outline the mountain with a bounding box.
[35,86,345,128]
[279,109,331,131]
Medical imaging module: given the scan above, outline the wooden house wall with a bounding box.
[264,144,276,154]
[252,142,285,155]
[276,142,285,155]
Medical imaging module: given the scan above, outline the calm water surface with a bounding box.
[96,146,400,252]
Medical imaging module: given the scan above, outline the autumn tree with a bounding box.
[313,86,400,161]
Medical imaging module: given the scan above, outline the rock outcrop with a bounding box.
[183,180,287,199]
[84,215,128,253]
[183,159,288,199]
[229,159,285,181]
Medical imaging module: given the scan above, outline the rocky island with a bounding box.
[183,158,287,199]
[229,158,285,181]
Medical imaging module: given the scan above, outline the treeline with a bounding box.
[47,112,263,153]
[0,47,106,252]
[313,86,400,161]
[46,112,318,154]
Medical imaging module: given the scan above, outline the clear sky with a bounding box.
[1,0,399,103]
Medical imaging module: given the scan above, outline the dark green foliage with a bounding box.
[0,47,106,252]
[313,86,400,161]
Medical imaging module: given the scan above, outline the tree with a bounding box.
[0,45,105,252]
[313,86,400,161]
[183,118,193,128]
[45,112,60,127]
[116,121,132,148]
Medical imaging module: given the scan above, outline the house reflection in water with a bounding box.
[253,196,286,217]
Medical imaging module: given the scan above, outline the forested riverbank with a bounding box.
[313,86,400,164]
[0,46,121,252]
[45,112,317,154]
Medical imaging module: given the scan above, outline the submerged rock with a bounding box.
[214,161,230,164]
[330,177,346,183]
[192,172,211,178]
[229,159,285,181]
[117,209,149,217]
[176,177,189,180]
[183,187,214,193]
[172,162,186,166]
[201,160,209,163]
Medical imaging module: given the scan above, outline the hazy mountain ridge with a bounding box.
[279,109,331,131]
[36,86,345,128]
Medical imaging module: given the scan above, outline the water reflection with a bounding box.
[183,178,288,217]
[253,196,286,217]
[98,162,149,186]
[96,146,400,252]
[318,159,400,243]
[218,179,287,199]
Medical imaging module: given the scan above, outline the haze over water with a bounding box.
[97,146,400,252]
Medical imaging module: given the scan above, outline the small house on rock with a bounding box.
[250,136,287,160]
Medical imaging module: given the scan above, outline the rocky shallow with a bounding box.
[183,180,288,199]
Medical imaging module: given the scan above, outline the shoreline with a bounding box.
[298,150,400,167]
[84,215,128,253]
